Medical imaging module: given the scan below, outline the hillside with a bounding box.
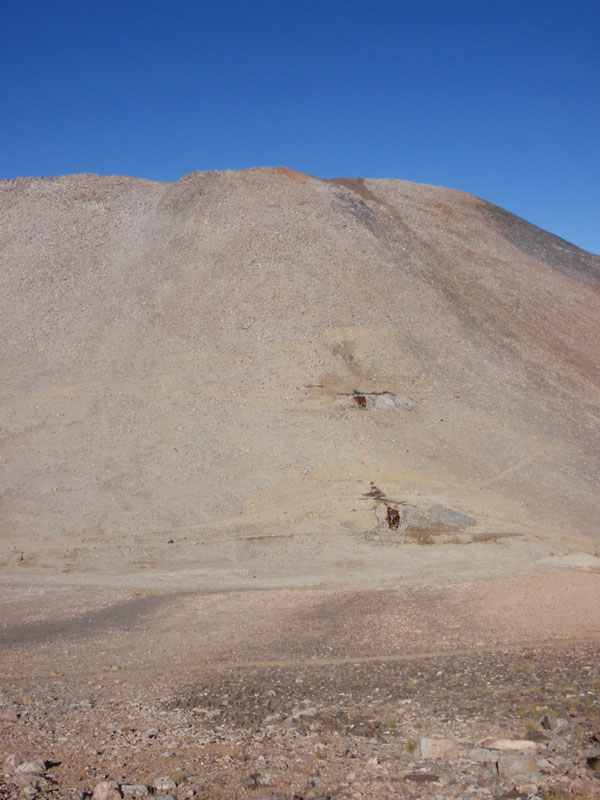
[2,168,600,800]
[1,167,599,588]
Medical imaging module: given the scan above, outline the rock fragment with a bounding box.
[153,776,177,793]
[497,753,539,778]
[541,714,557,730]
[15,759,46,775]
[468,747,498,766]
[3,753,24,775]
[403,771,441,783]
[482,738,540,751]
[92,780,122,800]
[121,784,150,798]
[549,734,568,753]
[418,737,458,760]
[11,772,44,789]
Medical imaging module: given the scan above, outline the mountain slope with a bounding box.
[1,168,598,585]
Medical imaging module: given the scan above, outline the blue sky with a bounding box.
[2,0,599,253]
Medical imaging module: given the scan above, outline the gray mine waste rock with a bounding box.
[1,167,599,579]
[403,504,477,532]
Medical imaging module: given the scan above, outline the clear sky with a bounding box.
[2,0,599,253]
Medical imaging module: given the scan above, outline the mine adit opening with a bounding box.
[386,505,401,529]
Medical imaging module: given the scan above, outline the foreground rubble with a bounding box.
[2,642,599,799]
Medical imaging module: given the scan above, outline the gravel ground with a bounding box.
[1,577,600,799]
[2,642,600,799]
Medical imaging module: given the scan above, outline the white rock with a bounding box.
[369,393,414,410]
[291,706,317,719]
[481,738,542,751]
[92,780,122,800]
[3,753,24,775]
[15,759,46,775]
[121,784,149,798]
[497,753,538,778]
[469,747,498,766]
[153,776,177,793]
[418,737,458,760]
[12,773,42,789]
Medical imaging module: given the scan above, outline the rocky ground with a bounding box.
[2,575,599,799]
[2,642,600,800]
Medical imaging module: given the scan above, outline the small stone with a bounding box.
[537,758,554,773]
[497,753,538,778]
[548,735,568,753]
[121,784,149,798]
[92,780,122,800]
[514,781,539,794]
[153,776,177,793]
[12,773,42,788]
[419,737,458,760]
[468,748,498,766]
[3,753,24,775]
[15,759,46,775]
[540,714,556,730]
[403,772,441,783]
[177,788,200,800]
[291,706,317,719]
